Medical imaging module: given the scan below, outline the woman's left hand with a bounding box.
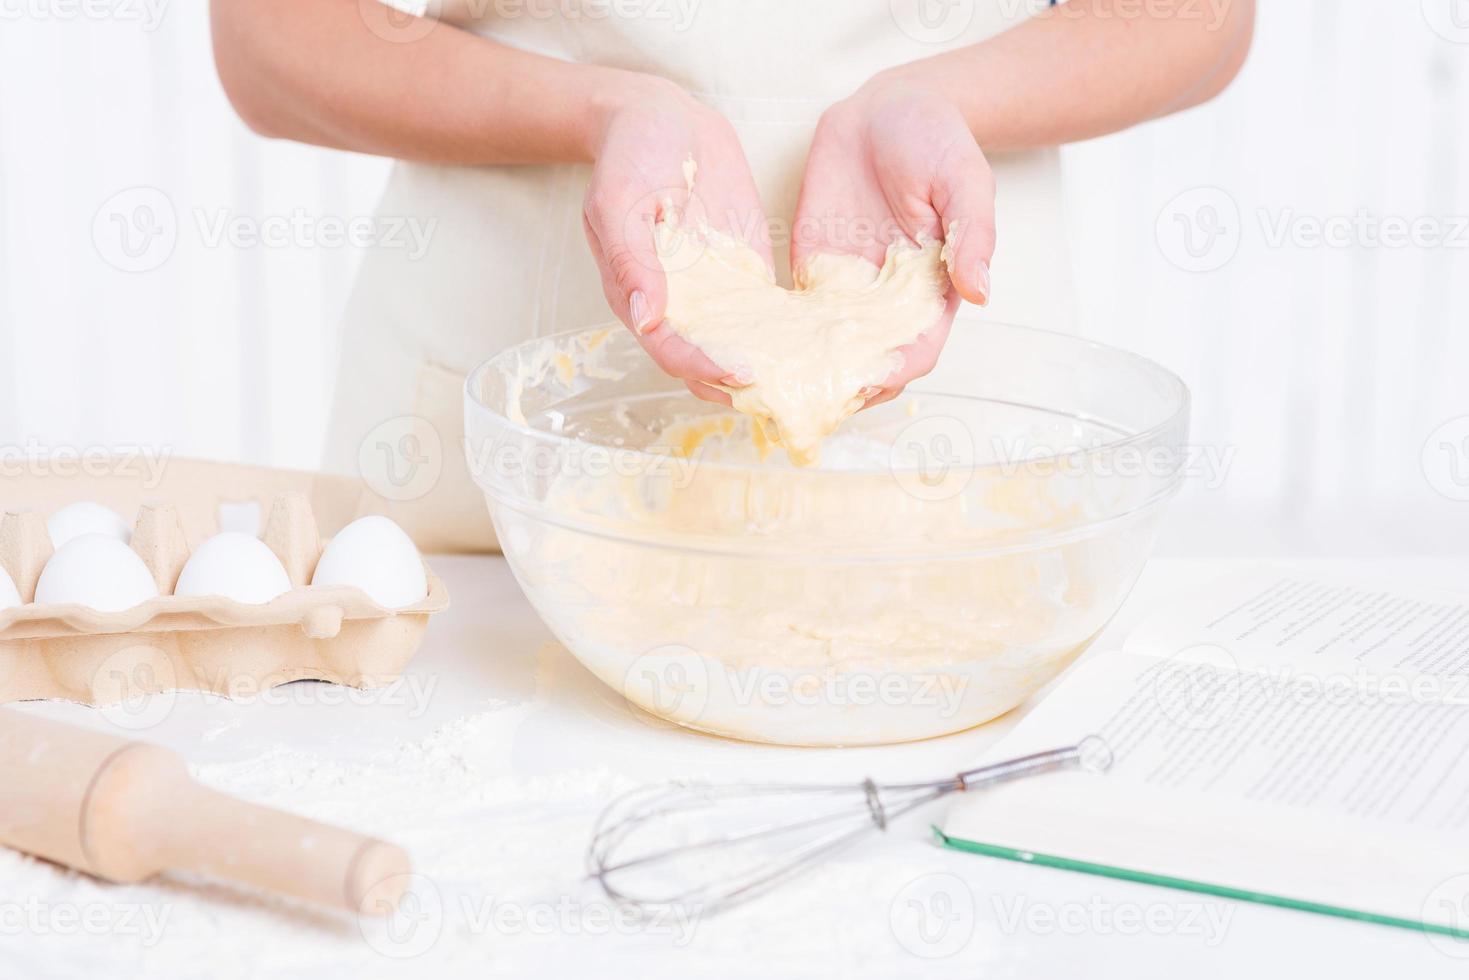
[792,79,995,408]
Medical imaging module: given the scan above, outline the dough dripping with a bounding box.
[654,165,952,467]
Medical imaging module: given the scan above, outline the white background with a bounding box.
[0,0,1466,555]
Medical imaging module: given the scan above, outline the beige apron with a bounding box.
[324,0,1077,552]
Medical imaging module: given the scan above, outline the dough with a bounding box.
[655,171,951,466]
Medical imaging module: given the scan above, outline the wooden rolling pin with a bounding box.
[0,710,410,915]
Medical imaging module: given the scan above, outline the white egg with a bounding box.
[34,534,159,612]
[0,566,21,611]
[312,516,428,608]
[48,501,132,549]
[175,532,293,604]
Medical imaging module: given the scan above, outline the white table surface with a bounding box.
[7,555,1469,979]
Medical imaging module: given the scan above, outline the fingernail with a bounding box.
[721,368,754,387]
[975,261,991,307]
[629,290,655,334]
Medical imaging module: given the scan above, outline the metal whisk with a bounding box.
[587,736,1112,915]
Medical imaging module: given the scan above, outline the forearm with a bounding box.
[209,0,666,164]
[879,0,1255,152]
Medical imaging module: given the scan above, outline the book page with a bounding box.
[974,652,1469,834]
[1123,566,1469,681]
[943,654,1468,930]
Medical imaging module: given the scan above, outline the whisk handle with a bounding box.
[955,736,1112,792]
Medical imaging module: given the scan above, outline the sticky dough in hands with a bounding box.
[655,199,951,467]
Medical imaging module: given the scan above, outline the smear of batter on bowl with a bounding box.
[655,159,952,467]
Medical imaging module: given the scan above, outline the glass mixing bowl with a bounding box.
[465,321,1189,746]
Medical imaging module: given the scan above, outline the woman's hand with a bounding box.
[583,79,772,401]
[792,79,995,408]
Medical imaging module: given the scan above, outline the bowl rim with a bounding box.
[464,318,1193,478]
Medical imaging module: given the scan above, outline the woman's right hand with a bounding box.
[582,80,771,402]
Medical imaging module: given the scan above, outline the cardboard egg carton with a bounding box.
[0,492,448,706]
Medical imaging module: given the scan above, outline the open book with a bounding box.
[941,566,1469,938]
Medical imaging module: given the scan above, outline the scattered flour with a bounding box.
[0,707,1000,979]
